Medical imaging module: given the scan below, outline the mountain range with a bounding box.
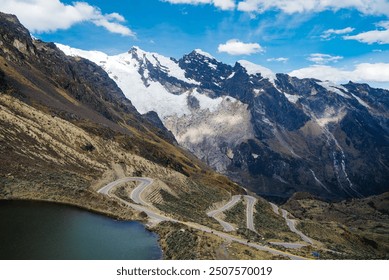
[1,12,388,259]
[57,43,389,202]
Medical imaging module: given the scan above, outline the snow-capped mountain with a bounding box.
[57,44,389,202]
[57,44,255,172]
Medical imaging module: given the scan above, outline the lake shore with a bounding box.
[0,199,162,260]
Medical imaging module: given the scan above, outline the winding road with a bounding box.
[244,195,257,232]
[207,195,242,232]
[281,209,313,244]
[269,202,280,215]
[129,177,153,205]
[97,178,309,260]
[267,201,313,247]
[98,177,176,225]
[185,222,307,260]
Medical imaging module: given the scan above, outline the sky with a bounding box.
[2,0,389,88]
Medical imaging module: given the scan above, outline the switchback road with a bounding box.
[281,209,313,244]
[207,195,241,232]
[98,178,309,260]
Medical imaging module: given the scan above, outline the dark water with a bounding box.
[0,200,162,260]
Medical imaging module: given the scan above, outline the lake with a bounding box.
[0,200,162,260]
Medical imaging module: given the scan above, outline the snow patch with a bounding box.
[194,49,215,60]
[238,60,276,84]
[191,91,225,113]
[208,62,217,70]
[226,149,234,159]
[56,43,108,63]
[273,174,289,184]
[227,72,235,79]
[253,89,266,97]
[283,93,301,104]
[322,125,363,198]
[317,81,350,98]
[130,47,199,85]
[310,169,331,193]
[262,117,274,127]
[351,93,371,110]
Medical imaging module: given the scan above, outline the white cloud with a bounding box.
[289,63,389,85]
[162,0,235,10]
[344,21,389,44]
[237,0,389,17]
[218,39,264,55]
[0,0,135,36]
[214,0,236,10]
[267,57,288,62]
[307,53,343,64]
[321,27,355,39]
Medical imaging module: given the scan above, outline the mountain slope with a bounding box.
[58,43,389,202]
[283,192,389,259]
[0,12,242,226]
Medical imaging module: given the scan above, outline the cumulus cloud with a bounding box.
[162,0,235,10]
[344,21,389,44]
[267,57,288,62]
[218,39,264,55]
[163,0,389,16]
[1,0,135,36]
[237,0,389,17]
[321,27,355,40]
[289,63,389,85]
[307,53,343,64]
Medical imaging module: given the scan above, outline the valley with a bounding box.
[0,11,388,260]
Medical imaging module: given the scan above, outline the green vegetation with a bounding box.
[155,184,225,229]
[236,228,262,242]
[224,200,246,228]
[154,221,289,260]
[155,221,220,260]
[254,199,300,242]
[283,193,389,259]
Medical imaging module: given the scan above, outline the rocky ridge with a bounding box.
[58,43,389,201]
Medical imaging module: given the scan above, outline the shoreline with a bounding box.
[0,197,165,259]
[0,196,143,222]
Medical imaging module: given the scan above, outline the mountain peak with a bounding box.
[0,12,19,24]
[237,60,276,83]
[193,49,215,60]
[128,45,146,56]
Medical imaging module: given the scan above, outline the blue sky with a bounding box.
[2,0,389,88]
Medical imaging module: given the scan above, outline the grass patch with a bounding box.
[224,200,246,228]
[254,199,300,242]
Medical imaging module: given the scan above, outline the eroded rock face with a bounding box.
[164,97,255,172]
[57,33,389,202]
